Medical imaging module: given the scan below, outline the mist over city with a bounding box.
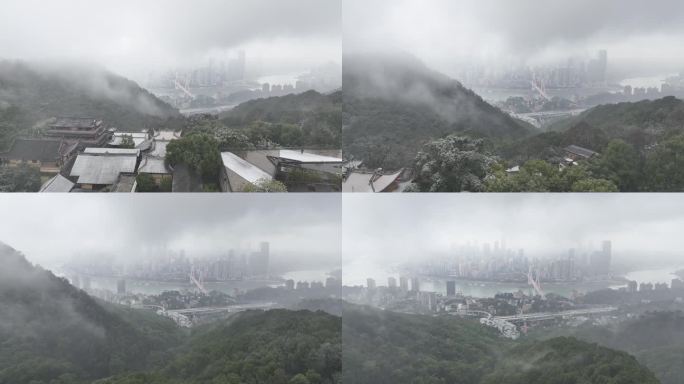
[0,194,341,272]
[345,0,684,79]
[0,0,341,82]
[343,194,684,270]
[3,1,684,383]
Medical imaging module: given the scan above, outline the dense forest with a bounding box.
[342,304,659,384]
[0,61,182,151]
[0,242,341,384]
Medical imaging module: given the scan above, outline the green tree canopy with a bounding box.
[166,133,221,184]
[644,134,684,191]
[0,163,41,192]
[411,135,496,192]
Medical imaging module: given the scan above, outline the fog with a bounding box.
[0,0,341,82]
[344,0,684,79]
[0,195,341,272]
[343,194,684,271]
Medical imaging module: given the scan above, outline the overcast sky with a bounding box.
[0,195,340,272]
[343,194,684,274]
[0,0,341,82]
[344,0,684,79]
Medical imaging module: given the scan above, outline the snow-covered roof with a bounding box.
[154,130,181,141]
[84,147,140,156]
[342,170,402,192]
[39,174,75,193]
[110,132,148,148]
[149,141,168,158]
[70,154,138,185]
[139,156,170,174]
[275,150,343,163]
[221,152,272,184]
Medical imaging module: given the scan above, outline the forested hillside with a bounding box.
[343,52,533,169]
[183,90,341,151]
[0,242,341,384]
[101,310,341,384]
[0,242,178,384]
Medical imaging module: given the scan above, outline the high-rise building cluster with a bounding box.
[459,50,609,90]
[67,242,271,282]
[416,239,613,282]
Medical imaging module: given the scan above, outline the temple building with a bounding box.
[45,117,112,147]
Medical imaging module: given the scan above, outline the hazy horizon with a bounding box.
[0,0,341,83]
[344,0,684,80]
[0,195,341,273]
[343,194,684,274]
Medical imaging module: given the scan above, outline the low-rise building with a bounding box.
[109,131,150,148]
[343,169,404,192]
[564,145,598,161]
[69,148,140,190]
[138,157,171,183]
[137,130,180,187]
[39,174,75,193]
[220,152,273,192]
[0,138,78,174]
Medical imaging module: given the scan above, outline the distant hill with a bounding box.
[0,61,182,151]
[343,52,534,169]
[343,304,658,384]
[216,89,342,148]
[221,89,341,125]
[497,121,611,163]
[549,96,684,149]
[499,96,684,164]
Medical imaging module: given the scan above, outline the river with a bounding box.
[344,261,684,298]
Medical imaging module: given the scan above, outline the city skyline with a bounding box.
[0,194,341,272]
[345,0,684,79]
[343,194,684,277]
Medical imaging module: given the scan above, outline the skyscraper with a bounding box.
[388,277,397,289]
[446,281,456,296]
[399,276,409,292]
[411,277,420,292]
[249,242,270,276]
[602,240,612,274]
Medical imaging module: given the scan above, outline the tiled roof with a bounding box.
[70,154,138,185]
[39,174,75,193]
[51,117,101,129]
[1,139,64,162]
